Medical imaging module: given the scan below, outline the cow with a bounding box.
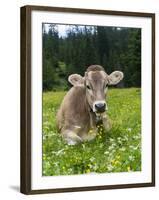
[56,65,124,145]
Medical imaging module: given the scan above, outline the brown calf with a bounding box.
[56,65,124,145]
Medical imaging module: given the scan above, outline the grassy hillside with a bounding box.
[42,88,141,176]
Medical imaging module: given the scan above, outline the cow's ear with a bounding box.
[68,74,84,86]
[108,71,124,85]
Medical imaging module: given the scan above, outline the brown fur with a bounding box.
[86,65,105,72]
[56,65,123,145]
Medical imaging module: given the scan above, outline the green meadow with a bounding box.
[42,88,141,176]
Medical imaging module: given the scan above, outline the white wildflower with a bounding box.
[127,128,132,132]
[52,149,65,156]
[129,155,135,161]
[90,157,95,162]
[110,138,114,142]
[107,164,114,171]
[120,147,126,151]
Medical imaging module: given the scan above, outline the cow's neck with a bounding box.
[89,108,104,127]
[95,114,103,125]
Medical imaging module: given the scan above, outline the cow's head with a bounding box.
[68,65,124,114]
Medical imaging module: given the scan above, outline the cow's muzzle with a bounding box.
[93,101,107,113]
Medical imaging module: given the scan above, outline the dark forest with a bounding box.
[42,24,141,91]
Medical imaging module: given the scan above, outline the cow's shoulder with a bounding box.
[65,86,87,113]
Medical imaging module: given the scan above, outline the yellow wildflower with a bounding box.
[116,155,120,159]
[114,161,120,165]
[127,166,131,172]
[111,159,115,164]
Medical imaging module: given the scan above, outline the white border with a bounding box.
[31,10,152,190]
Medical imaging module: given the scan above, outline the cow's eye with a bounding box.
[86,85,91,90]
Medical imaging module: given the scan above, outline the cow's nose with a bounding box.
[95,102,106,113]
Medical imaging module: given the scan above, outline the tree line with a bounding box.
[43,24,141,91]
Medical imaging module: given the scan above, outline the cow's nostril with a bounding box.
[95,103,106,112]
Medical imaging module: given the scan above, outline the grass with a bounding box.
[42,88,141,176]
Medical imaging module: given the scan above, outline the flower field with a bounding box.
[42,88,141,176]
